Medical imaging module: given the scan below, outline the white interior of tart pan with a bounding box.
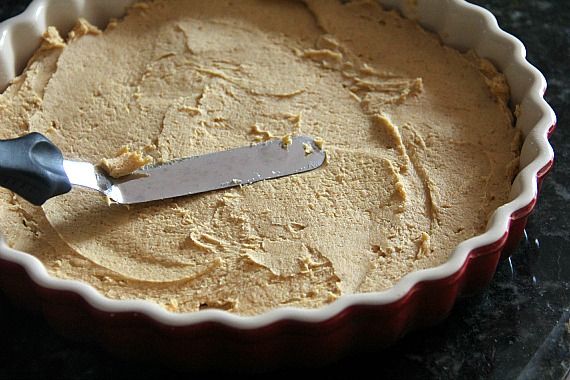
[0,0,556,325]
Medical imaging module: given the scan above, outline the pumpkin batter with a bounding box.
[0,0,520,315]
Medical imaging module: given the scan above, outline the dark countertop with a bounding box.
[0,1,568,379]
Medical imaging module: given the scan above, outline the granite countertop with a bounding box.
[0,1,568,379]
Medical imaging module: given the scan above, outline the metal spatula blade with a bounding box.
[0,133,326,206]
[65,136,325,204]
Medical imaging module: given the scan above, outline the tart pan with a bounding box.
[0,0,556,370]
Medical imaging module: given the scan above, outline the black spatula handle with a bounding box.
[0,132,72,205]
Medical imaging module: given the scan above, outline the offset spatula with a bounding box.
[0,132,326,206]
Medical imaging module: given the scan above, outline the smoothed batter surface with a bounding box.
[0,0,520,315]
